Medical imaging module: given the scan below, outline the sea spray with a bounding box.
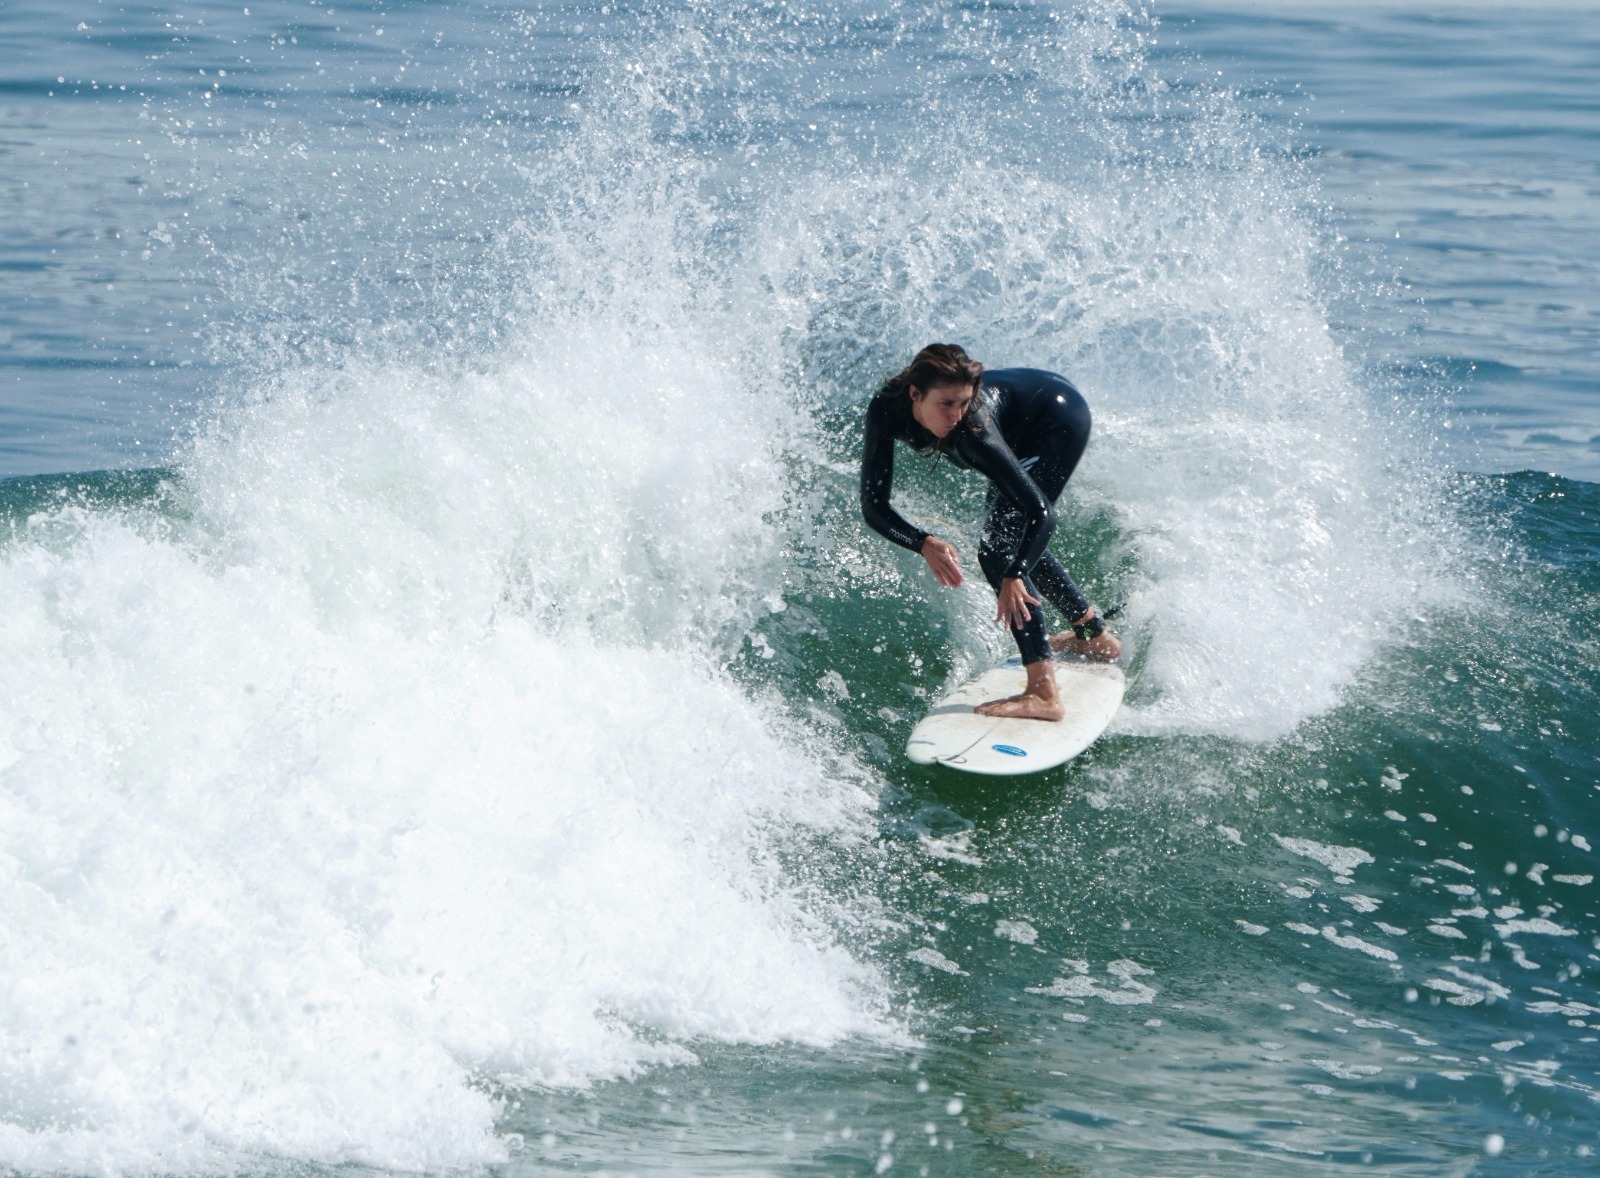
[0,298,891,1172]
[594,0,1468,740]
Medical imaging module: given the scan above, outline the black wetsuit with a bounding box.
[859,367,1093,665]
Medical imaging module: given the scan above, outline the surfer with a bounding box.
[860,343,1119,721]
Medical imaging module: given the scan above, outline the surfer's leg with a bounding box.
[975,501,1064,720]
[975,555,1054,667]
[1048,616,1122,660]
[1022,418,1121,660]
[1029,550,1091,628]
[977,496,1053,666]
[1028,550,1120,658]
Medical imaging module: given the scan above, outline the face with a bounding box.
[910,380,977,438]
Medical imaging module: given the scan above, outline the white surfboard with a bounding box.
[905,655,1125,776]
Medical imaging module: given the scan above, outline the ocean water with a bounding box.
[1,1,1597,1174]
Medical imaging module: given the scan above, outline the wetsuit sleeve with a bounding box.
[960,427,1056,580]
[860,399,929,554]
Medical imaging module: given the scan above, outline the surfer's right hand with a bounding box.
[920,536,963,588]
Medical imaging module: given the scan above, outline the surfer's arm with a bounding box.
[859,401,929,553]
[962,430,1056,579]
[860,401,963,588]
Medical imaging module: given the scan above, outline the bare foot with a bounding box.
[973,692,1065,722]
[1049,630,1122,661]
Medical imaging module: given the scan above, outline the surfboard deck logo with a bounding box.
[990,744,1028,757]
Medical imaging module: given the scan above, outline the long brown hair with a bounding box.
[875,343,986,453]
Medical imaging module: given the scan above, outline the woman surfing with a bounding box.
[859,343,1119,721]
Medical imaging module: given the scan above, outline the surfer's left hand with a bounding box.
[995,577,1040,630]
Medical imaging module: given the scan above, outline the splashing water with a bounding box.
[7,0,1567,1172]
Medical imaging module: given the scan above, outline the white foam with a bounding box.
[1273,835,1375,877]
[1082,230,1461,739]
[0,335,890,1170]
[994,920,1039,945]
